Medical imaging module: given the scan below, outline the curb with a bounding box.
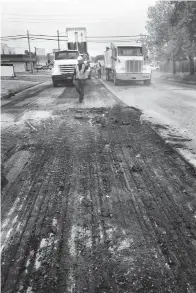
[94,76,127,107]
[1,81,52,106]
[1,83,39,99]
[149,124,196,172]
[160,76,196,86]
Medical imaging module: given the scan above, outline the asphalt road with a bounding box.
[99,72,196,167]
[1,78,196,293]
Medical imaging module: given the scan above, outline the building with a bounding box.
[35,48,48,65]
[36,48,46,56]
[47,53,54,64]
[1,43,15,54]
[1,54,37,72]
[36,55,48,66]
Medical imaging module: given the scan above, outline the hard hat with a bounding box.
[77,56,83,61]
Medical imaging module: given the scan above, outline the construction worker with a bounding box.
[74,56,88,102]
[97,62,102,79]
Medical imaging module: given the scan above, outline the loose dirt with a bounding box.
[1,79,196,293]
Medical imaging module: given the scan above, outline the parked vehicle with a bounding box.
[149,64,160,71]
[36,64,51,70]
[35,64,43,70]
[42,65,50,70]
[104,41,151,85]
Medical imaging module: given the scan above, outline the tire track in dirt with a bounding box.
[1,80,196,293]
[1,149,55,291]
[108,109,196,292]
[1,116,76,292]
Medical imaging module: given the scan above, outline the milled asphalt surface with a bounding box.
[1,77,196,293]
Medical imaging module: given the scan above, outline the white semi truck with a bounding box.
[104,41,151,86]
[52,27,90,86]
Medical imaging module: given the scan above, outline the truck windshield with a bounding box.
[118,47,142,56]
[55,51,79,60]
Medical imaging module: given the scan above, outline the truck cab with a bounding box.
[52,50,79,86]
[104,42,151,85]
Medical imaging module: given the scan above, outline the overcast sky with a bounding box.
[1,0,157,56]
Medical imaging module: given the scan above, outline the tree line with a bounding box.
[145,1,196,75]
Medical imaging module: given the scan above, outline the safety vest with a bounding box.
[75,64,87,80]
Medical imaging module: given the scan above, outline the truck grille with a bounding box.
[59,65,75,74]
[126,60,142,73]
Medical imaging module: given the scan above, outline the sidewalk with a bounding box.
[1,80,39,99]
[16,71,52,83]
[159,72,196,85]
[1,71,51,99]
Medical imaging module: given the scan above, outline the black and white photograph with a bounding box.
[1,0,196,292]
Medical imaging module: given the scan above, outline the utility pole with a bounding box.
[34,47,39,66]
[27,30,33,74]
[57,30,60,51]
[75,30,78,51]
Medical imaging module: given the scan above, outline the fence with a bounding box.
[160,58,196,73]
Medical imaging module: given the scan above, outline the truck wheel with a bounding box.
[144,79,151,86]
[53,81,58,87]
[114,73,119,86]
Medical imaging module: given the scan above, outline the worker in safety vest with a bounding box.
[97,62,102,79]
[74,56,88,102]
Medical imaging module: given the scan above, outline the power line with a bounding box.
[0,34,27,38]
[2,13,108,17]
[2,40,145,44]
[1,34,147,39]
[1,33,147,49]
[88,35,147,38]
[1,37,27,40]
[31,34,65,37]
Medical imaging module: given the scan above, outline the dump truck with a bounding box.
[66,27,89,58]
[104,41,151,86]
[52,50,79,86]
[52,27,90,86]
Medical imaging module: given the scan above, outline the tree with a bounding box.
[146,1,174,56]
[146,1,196,75]
[170,1,196,75]
[140,35,155,62]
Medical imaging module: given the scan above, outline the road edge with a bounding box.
[159,76,196,86]
[94,76,127,107]
[97,76,196,171]
[149,124,196,171]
